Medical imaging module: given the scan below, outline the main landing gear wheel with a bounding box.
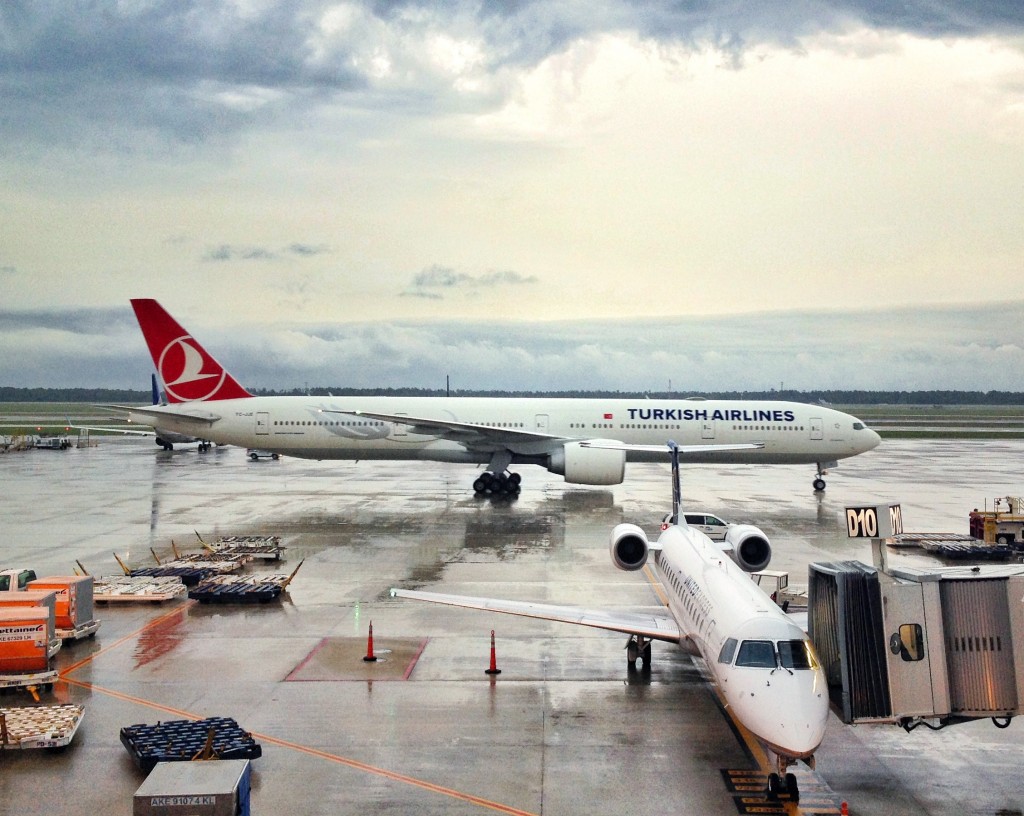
[813,477,826,492]
[472,471,521,497]
[625,637,652,670]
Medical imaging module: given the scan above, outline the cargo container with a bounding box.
[27,576,100,641]
[133,759,251,816]
[0,591,60,658]
[0,608,52,674]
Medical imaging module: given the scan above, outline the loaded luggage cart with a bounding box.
[198,534,286,562]
[0,704,84,750]
[188,561,303,604]
[92,575,188,604]
[120,716,262,773]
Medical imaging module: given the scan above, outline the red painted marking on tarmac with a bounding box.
[402,637,429,680]
[59,600,196,677]
[284,635,329,681]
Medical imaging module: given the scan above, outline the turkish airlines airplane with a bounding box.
[394,444,828,800]
[122,299,880,493]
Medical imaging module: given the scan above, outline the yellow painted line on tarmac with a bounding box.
[640,563,772,773]
[56,602,539,816]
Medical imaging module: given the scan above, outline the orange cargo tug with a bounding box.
[27,576,101,642]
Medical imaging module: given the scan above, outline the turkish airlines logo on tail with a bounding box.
[158,335,228,402]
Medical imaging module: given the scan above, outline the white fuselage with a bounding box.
[654,523,829,760]
[132,396,879,467]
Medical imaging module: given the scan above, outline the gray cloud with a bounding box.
[3,1,1022,151]
[287,243,331,257]
[3,301,1023,392]
[0,266,16,276]
[403,265,539,298]
[202,243,331,262]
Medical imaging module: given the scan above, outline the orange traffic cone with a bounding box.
[484,629,501,675]
[363,621,378,662]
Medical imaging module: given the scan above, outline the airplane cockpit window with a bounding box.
[777,639,817,670]
[853,422,865,430]
[733,639,818,670]
[718,638,738,664]
[735,640,776,668]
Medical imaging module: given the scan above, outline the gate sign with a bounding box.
[845,504,903,538]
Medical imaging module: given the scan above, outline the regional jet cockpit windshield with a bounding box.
[719,638,818,670]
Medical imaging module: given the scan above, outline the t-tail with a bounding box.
[131,299,252,404]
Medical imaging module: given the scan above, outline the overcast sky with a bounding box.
[2,2,1023,391]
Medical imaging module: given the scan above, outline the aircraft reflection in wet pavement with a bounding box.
[393,442,828,800]
[117,298,880,495]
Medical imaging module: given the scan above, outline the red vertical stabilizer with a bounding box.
[130,299,252,403]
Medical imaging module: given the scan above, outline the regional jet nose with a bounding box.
[732,670,829,759]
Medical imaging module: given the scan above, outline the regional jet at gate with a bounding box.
[393,444,829,800]
[117,299,880,494]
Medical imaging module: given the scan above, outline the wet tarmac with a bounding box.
[1,437,1023,815]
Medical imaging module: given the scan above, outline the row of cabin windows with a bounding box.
[269,419,806,433]
[567,424,807,431]
[718,637,818,670]
[664,568,709,627]
[273,420,385,427]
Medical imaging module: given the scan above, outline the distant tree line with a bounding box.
[3,386,1024,405]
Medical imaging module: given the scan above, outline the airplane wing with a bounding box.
[391,588,683,644]
[580,440,763,455]
[69,423,155,436]
[324,409,764,455]
[97,404,221,427]
[321,409,563,446]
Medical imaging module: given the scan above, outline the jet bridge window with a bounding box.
[893,623,925,662]
[735,640,777,668]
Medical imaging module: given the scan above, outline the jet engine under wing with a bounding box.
[391,588,684,645]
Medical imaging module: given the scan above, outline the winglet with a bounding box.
[130,299,251,403]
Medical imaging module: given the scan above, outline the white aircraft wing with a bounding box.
[324,410,765,456]
[98,404,222,427]
[69,423,155,436]
[580,440,764,455]
[391,588,683,643]
[322,409,567,446]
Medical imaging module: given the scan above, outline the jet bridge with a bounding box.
[807,504,1024,729]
